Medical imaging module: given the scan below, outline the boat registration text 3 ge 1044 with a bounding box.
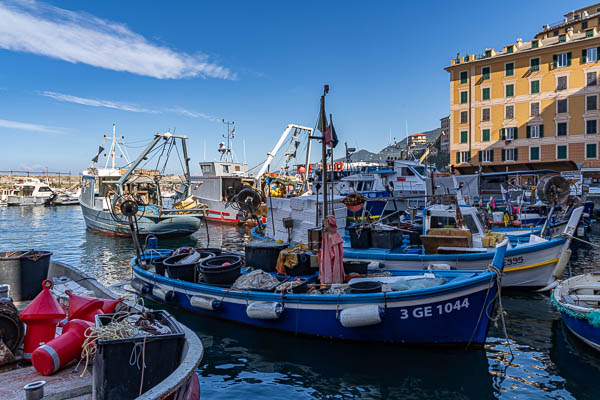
[398,298,470,320]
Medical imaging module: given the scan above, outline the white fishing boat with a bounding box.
[79,125,206,237]
[6,178,54,206]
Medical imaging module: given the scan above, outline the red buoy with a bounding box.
[65,291,123,321]
[66,291,104,322]
[20,280,66,361]
[31,319,93,375]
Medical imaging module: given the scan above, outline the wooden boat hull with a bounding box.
[80,201,202,237]
[553,273,600,352]
[132,257,499,346]
[343,238,567,288]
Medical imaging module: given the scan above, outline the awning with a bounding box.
[456,161,578,175]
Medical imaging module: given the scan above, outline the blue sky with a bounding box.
[0,0,592,174]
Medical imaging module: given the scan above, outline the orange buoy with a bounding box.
[31,319,93,375]
[20,280,66,361]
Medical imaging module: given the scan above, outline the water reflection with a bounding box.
[2,206,600,399]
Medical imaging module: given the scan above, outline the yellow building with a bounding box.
[446,3,600,174]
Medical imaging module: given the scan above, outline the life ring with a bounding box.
[295,174,302,180]
[334,162,343,172]
[308,164,313,174]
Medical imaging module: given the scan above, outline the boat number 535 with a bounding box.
[504,256,524,266]
[399,298,469,319]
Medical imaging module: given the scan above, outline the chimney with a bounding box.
[516,38,523,47]
[567,27,574,39]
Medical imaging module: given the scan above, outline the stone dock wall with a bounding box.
[0,174,80,189]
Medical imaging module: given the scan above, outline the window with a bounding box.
[480,149,493,162]
[531,80,540,94]
[557,99,567,113]
[505,105,514,119]
[583,21,588,30]
[557,122,568,136]
[482,67,490,80]
[507,45,514,54]
[460,131,468,143]
[460,71,468,84]
[485,50,492,58]
[557,145,568,160]
[482,87,490,100]
[557,76,567,91]
[532,40,539,49]
[530,57,540,71]
[503,127,516,140]
[482,108,490,122]
[528,124,543,138]
[505,84,514,97]
[587,29,594,38]
[459,151,471,163]
[482,129,490,141]
[530,147,540,161]
[460,91,468,104]
[460,111,468,124]
[559,34,566,43]
[530,102,540,116]
[587,119,597,134]
[587,143,598,158]
[553,30,559,37]
[502,148,517,161]
[587,95,597,110]
[505,62,514,76]
[583,47,598,63]
[588,71,597,86]
[554,52,571,68]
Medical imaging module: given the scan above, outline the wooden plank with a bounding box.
[0,364,91,400]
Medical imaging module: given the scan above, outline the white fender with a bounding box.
[552,248,572,279]
[152,286,168,301]
[339,305,383,328]
[190,295,220,310]
[246,302,284,319]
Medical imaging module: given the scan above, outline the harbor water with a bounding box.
[2,206,600,399]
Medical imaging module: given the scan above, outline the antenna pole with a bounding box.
[222,119,235,163]
[112,124,116,169]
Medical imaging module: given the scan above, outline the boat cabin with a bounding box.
[423,204,489,248]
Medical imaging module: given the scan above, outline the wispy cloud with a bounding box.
[42,91,159,114]
[0,118,63,134]
[166,107,221,122]
[0,0,236,80]
[41,90,221,121]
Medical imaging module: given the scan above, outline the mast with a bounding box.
[221,119,235,163]
[320,85,329,221]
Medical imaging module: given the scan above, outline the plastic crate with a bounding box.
[93,310,185,399]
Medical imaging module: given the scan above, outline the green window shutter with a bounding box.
[597,47,600,58]
[582,49,588,64]
[526,125,531,138]
[514,127,518,139]
[501,128,506,140]
[456,152,460,163]
[482,129,490,141]
[567,52,572,66]
[553,54,558,68]
[478,151,482,162]
[501,149,506,161]
[540,124,544,137]
[490,149,494,162]
[514,148,518,161]
[587,144,597,158]
[467,151,471,162]
[460,71,468,84]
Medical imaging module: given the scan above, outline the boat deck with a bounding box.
[0,363,92,399]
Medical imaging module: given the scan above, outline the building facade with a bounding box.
[408,133,427,150]
[446,3,600,174]
[440,116,450,153]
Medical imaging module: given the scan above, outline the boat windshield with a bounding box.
[411,166,427,177]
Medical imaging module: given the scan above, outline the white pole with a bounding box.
[243,140,247,165]
[112,124,116,169]
[203,141,206,161]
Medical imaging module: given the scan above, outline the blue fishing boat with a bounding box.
[130,240,506,346]
[552,273,600,351]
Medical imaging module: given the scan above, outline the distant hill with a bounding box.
[337,127,442,163]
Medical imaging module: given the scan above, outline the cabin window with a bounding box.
[23,186,34,196]
[464,215,479,233]
[38,187,52,192]
[430,216,457,229]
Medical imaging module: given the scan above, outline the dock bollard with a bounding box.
[24,381,45,400]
